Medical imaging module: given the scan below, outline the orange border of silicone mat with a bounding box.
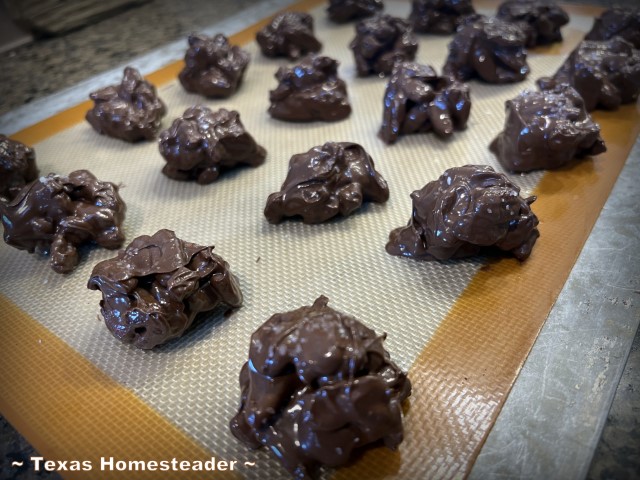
[2,1,638,479]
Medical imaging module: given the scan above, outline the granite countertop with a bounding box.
[0,0,638,479]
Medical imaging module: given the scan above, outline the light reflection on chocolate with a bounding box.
[269,55,351,122]
[256,12,322,60]
[86,67,167,142]
[1,170,126,273]
[387,165,539,261]
[379,61,471,144]
[443,16,529,83]
[490,84,606,172]
[230,295,411,479]
[179,33,250,98]
[87,229,243,349]
[265,142,388,224]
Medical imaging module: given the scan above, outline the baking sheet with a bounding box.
[1,1,638,479]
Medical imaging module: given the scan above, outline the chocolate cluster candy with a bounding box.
[379,62,471,144]
[230,296,411,479]
[269,55,351,122]
[350,14,418,77]
[537,37,640,111]
[443,16,529,83]
[327,0,383,23]
[496,0,569,47]
[178,33,250,98]
[490,84,606,172]
[88,229,243,350]
[86,67,167,142]
[256,12,322,60]
[386,165,539,261]
[159,106,266,184]
[585,7,640,49]
[0,135,38,201]
[1,170,126,273]
[409,0,475,35]
[265,142,389,224]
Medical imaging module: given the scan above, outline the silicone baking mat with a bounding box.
[1,1,639,479]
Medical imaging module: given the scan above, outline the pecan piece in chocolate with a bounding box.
[379,61,471,144]
[490,84,606,172]
[409,0,475,35]
[443,16,529,83]
[265,142,389,224]
[86,66,167,142]
[269,55,351,122]
[230,295,411,479]
[256,12,322,60]
[159,106,266,184]
[0,134,38,201]
[496,0,569,47]
[387,165,539,261]
[350,14,418,77]
[179,33,250,98]
[87,229,243,350]
[1,170,126,273]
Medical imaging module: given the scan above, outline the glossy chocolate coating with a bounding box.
[88,229,243,350]
[256,12,322,60]
[327,0,383,24]
[443,16,529,83]
[159,106,266,184]
[269,55,351,122]
[0,134,38,201]
[386,165,539,261]
[409,0,475,35]
[1,170,126,273]
[496,0,569,47]
[178,33,250,98]
[86,67,167,142]
[537,37,640,111]
[230,295,411,479]
[585,7,640,49]
[490,84,606,172]
[350,14,418,77]
[265,142,389,224]
[379,61,471,144]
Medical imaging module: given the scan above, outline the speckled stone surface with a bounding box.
[0,0,265,116]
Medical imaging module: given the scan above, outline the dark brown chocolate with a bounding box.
[159,106,266,184]
[1,170,126,273]
[350,14,418,77]
[496,0,569,47]
[230,295,411,479]
[443,16,530,83]
[386,165,539,261]
[86,67,167,142]
[264,142,389,224]
[256,12,322,60]
[409,0,475,35]
[327,0,383,24]
[88,229,243,350]
[269,55,351,122]
[178,33,250,98]
[0,134,38,201]
[585,7,640,49]
[490,84,606,172]
[379,61,471,144]
[537,37,640,112]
